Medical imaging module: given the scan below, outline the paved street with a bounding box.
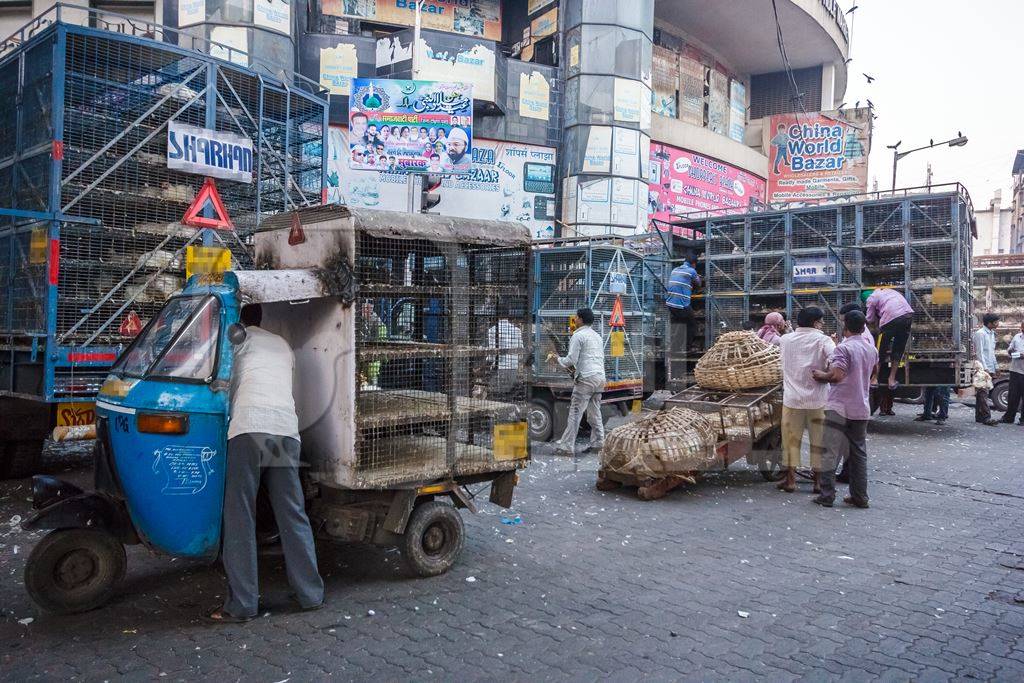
[2,401,1024,681]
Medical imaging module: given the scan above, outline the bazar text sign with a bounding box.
[167,122,253,183]
[348,78,473,174]
[764,109,871,203]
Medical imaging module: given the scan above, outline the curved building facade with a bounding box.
[0,0,852,238]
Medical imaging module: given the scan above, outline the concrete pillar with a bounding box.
[820,62,836,111]
[560,0,654,237]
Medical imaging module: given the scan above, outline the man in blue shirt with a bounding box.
[666,257,702,354]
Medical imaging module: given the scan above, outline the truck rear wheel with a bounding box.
[528,399,554,442]
[25,529,126,614]
[402,501,465,577]
[1,439,44,480]
[991,381,1009,413]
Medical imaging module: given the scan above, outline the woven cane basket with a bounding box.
[694,331,782,391]
[600,408,718,479]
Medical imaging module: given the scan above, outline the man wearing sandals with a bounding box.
[812,310,878,509]
[777,307,835,494]
[863,287,914,392]
[208,304,324,623]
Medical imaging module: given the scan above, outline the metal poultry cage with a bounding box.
[973,253,1024,371]
[352,216,532,487]
[532,240,647,402]
[677,184,975,386]
[0,5,328,401]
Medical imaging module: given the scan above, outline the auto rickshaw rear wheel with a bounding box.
[25,529,126,614]
[402,500,465,577]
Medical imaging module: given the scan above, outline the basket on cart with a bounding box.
[694,331,781,391]
[664,385,783,481]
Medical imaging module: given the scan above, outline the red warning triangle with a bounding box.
[609,296,626,327]
[182,177,234,230]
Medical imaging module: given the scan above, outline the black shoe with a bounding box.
[984,419,1000,426]
[934,419,946,425]
[812,495,834,508]
[914,415,932,422]
[843,495,870,509]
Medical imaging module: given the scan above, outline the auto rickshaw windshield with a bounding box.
[111,295,222,382]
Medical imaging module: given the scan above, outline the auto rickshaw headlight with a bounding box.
[137,413,189,434]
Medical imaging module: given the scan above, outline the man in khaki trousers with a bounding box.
[777,306,835,493]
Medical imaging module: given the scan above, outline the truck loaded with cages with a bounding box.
[0,6,328,477]
[972,253,1024,412]
[529,238,649,442]
[672,185,975,391]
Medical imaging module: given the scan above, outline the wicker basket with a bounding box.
[600,408,718,480]
[694,331,782,391]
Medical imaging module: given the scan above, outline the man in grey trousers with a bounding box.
[812,310,878,509]
[206,304,324,623]
[547,307,607,456]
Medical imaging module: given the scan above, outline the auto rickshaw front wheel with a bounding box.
[402,501,465,577]
[25,529,126,614]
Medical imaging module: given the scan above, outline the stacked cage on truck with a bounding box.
[678,186,975,386]
[532,241,648,402]
[973,253,1024,371]
[254,206,531,489]
[0,6,328,403]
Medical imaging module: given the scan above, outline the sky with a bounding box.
[840,0,1024,208]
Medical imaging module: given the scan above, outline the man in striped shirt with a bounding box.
[666,258,702,355]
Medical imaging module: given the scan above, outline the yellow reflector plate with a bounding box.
[609,330,625,357]
[186,245,231,281]
[493,422,528,461]
[931,286,953,305]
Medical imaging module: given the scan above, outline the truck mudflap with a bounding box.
[23,486,138,545]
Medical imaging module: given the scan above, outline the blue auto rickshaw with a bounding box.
[22,207,531,614]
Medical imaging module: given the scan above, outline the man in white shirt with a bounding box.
[972,313,1001,426]
[207,304,324,623]
[547,308,606,456]
[777,306,835,493]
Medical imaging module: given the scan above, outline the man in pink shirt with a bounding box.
[812,310,879,509]
[864,288,914,390]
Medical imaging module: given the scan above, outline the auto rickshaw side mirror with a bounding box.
[227,323,247,345]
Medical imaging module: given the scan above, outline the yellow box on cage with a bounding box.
[493,422,528,461]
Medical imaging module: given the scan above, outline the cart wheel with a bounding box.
[528,398,554,442]
[25,529,126,614]
[595,470,622,491]
[402,501,465,577]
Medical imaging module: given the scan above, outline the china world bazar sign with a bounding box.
[167,122,253,183]
[764,108,871,203]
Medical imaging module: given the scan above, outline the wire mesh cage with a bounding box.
[353,230,531,488]
[696,188,973,380]
[972,255,1024,368]
[0,15,328,379]
[533,244,646,392]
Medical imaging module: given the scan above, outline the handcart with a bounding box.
[662,384,783,480]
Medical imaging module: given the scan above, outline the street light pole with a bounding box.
[888,134,968,191]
